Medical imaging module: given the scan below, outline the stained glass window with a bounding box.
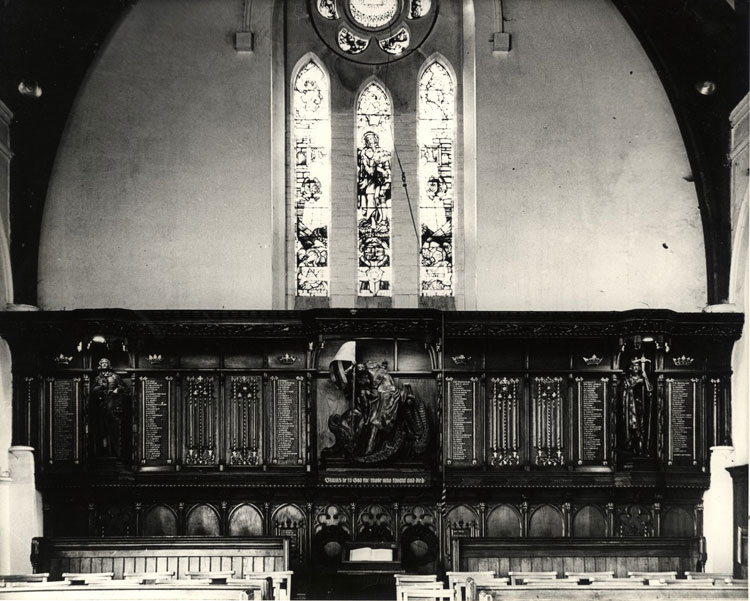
[317,0,339,19]
[356,81,393,297]
[378,26,410,55]
[293,58,331,296]
[407,0,431,19]
[338,27,369,54]
[418,60,455,296]
[348,0,399,29]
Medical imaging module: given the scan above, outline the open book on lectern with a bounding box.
[348,547,394,562]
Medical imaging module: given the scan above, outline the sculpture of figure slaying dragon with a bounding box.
[323,359,431,465]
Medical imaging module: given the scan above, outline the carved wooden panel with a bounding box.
[183,375,218,466]
[356,503,395,540]
[269,375,307,467]
[572,376,612,467]
[185,504,221,536]
[661,506,695,537]
[272,504,306,566]
[616,504,653,537]
[45,375,84,464]
[665,377,701,468]
[486,504,522,537]
[531,377,565,466]
[445,376,481,467]
[709,376,732,446]
[226,375,263,466]
[143,504,178,536]
[488,377,521,467]
[228,503,264,536]
[571,505,607,538]
[136,374,174,466]
[528,505,563,537]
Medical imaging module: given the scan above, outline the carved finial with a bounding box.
[582,354,603,366]
[53,353,73,366]
[672,355,694,367]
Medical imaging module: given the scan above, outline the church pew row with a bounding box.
[451,537,700,578]
[0,581,268,600]
[466,578,748,601]
[31,537,289,581]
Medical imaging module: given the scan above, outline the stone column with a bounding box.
[7,446,43,573]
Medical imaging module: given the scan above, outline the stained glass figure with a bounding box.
[317,0,339,19]
[407,0,431,19]
[356,82,393,297]
[418,60,455,296]
[378,26,410,55]
[293,59,331,296]
[348,0,399,29]
[338,27,369,54]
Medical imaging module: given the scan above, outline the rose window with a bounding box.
[311,0,437,64]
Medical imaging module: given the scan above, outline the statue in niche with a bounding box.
[323,342,430,464]
[91,357,130,458]
[618,355,654,457]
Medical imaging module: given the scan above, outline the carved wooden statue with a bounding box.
[91,357,130,458]
[324,355,430,465]
[619,355,654,457]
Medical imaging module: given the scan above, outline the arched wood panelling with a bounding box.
[572,505,607,537]
[357,503,394,540]
[446,504,480,535]
[228,503,264,536]
[528,505,563,537]
[486,504,521,537]
[661,507,695,537]
[272,504,306,567]
[185,504,221,536]
[143,504,178,536]
[273,503,306,528]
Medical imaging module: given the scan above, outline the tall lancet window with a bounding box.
[356,81,393,297]
[418,59,455,296]
[293,57,331,296]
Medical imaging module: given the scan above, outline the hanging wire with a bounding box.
[382,18,422,251]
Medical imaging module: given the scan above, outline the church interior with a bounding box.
[0,0,748,599]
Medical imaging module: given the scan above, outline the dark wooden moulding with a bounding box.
[0,308,742,582]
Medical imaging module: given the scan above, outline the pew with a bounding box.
[31,537,289,580]
[446,572,502,601]
[123,571,175,583]
[564,571,614,582]
[0,581,267,600]
[467,577,747,601]
[508,571,557,585]
[0,576,48,587]
[451,537,700,578]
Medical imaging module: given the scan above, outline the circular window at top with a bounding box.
[310,0,437,64]
[348,0,399,30]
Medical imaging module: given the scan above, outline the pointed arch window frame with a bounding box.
[417,53,458,298]
[290,53,332,298]
[355,76,395,298]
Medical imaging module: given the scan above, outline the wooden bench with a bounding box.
[0,576,48,587]
[0,581,267,600]
[452,537,700,578]
[446,571,499,601]
[564,571,614,582]
[31,537,289,581]
[469,579,747,601]
[508,571,557,585]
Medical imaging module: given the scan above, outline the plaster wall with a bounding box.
[473,0,706,311]
[38,0,275,310]
[37,0,707,312]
